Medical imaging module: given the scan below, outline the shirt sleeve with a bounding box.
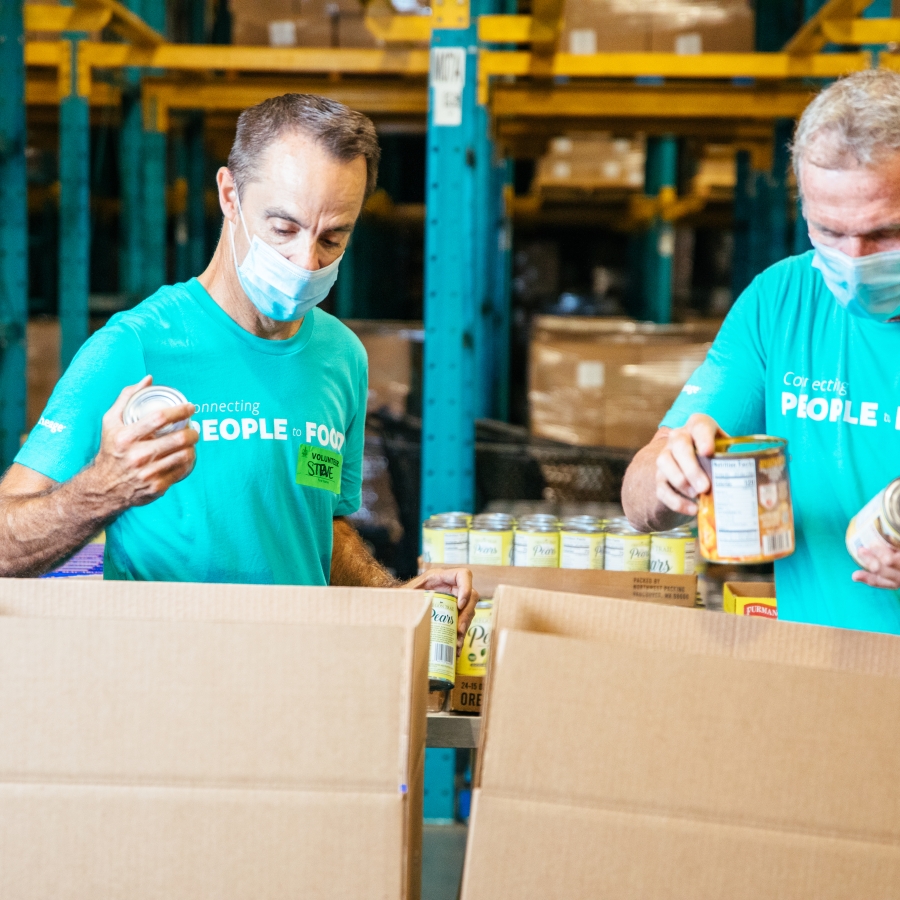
[334,355,368,517]
[15,318,147,483]
[660,276,768,435]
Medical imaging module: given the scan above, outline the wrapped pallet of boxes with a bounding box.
[535,134,646,193]
[0,579,429,900]
[462,584,900,900]
[528,316,719,450]
[561,0,651,53]
[230,0,372,47]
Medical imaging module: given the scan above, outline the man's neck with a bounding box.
[197,239,304,341]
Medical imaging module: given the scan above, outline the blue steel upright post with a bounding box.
[0,0,28,466]
[59,17,91,370]
[641,135,678,324]
[421,0,478,521]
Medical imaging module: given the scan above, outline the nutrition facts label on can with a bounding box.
[711,457,761,558]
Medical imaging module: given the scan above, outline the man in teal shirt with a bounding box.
[623,70,900,634]
[0,94,476,640]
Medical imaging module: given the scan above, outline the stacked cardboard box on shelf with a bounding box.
[230,0,379,48]
[528,316,719,450]
[692,143,738,197]
[462,585,900,899]
[0,579,430,899]
[562,0,754,56]
[535,134,646,193]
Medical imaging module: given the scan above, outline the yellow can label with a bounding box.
[514,531,560,567]
[457,604,493,678]
[428,592,458,685]
[560,532,605,570]
[604,534,650,572]
[422,527,469,564]
[468,529,513,566]
[650,535,696,575]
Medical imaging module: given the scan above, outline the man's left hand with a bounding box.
[852,544,900,589]
[404,568,479,652]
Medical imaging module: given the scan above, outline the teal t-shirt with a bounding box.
[662,251,900,634]
[17,279,368,585]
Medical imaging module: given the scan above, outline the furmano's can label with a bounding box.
[468,529,513,566]
[604,534,650,572]
[560,532,605,570]
[514,531,560,567]
[650,535,696,575]
[422,527,469,564]
[457,604,493,678]
[428,592,458,687]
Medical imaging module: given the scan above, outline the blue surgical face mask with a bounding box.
[811,238,900,323]
[229,191,343,322]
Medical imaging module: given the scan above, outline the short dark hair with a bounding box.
[228,93,381,198]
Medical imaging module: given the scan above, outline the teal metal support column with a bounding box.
[0,0,28,466]
[640,135,677,323]
[423,748,456,822]
[59,36,91,370]
[421,13,479,518]
[491,159,512,422]
[186,117,207,275]
[142,0,168,295]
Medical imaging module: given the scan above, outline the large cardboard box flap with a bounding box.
[0,579,430,900]
[462,586,900,900]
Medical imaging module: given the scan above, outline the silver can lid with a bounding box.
[472,513,515,531]
[606,516,648,537]
[882,479,900,534]
[560,515,604,533]
[123,386,190,436]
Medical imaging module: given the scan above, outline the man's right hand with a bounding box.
[92,376,199,509]
[655,413,726,517]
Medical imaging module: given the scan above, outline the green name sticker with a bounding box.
[295,444,343,494]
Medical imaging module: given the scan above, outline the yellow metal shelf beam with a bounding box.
[27,74,120,106]
[24,4,112,32]
[823,18,900,44]
[73,0,164,47]
[784,0,875,54]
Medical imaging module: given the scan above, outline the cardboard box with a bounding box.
[424,562,697,607]
[463,585,900,899]
[561,0,651,53]
[535,134,646,192]
[650,2,755,53]
[723,580,777,618]
[0,579,430,900]
[529,317,719,449]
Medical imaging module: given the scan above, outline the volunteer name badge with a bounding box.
[296,444,343,494]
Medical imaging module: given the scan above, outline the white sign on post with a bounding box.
[430,47,466,127]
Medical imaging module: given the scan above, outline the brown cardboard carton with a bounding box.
[528,317,719,449]
[424,562,696,607]
[463,585,900,899]
[561,0,651,53]
[0,579,430,900]
[650,2,755,53]
[346,320,422,418]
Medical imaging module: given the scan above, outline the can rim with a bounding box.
[712,434,787,457]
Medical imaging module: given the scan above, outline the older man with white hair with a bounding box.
[623,69,900,633]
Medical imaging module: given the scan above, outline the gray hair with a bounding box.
[792,69,900,189]
[228,93,381,198]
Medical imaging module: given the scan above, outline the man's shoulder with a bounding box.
[751,251,822,300]
[312,309,367,366]
[108,282,196,338]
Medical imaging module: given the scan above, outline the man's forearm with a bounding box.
[0,467,122,577]
[622,437,689,533]
[330,518,400,587]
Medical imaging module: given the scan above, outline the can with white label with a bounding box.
[697,436,794,564]
[468,513,515,566]
[422,513,470,564]
[560,516,606,570]
[428,591,459,690]
[846,478,900,566]
[513,515,560,567]
[123,385,191,436]
[604,518,651,572]
[650,526,696,575]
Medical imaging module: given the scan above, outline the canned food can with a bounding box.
[846,478,900,566]
[604,517,651,571]
[422,513,470,564]
[457,600,493,678]
[513,516,560,567]
[428,591,458,689]
[650,527,696,575]
[468,513,515,566]
[560,516,606,570]
[698,435,794,564]
[122,385,191,436]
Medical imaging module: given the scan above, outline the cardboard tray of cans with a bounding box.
[422,562,697,608]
